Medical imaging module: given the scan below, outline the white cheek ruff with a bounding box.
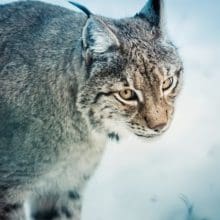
[103,119,133,139]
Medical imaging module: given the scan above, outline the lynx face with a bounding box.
[76,0,183,139]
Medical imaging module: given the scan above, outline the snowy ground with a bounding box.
[2,0,220,219]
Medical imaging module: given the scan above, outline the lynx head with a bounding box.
[75,0,183,139]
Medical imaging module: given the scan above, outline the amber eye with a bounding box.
[119,89,137,101]
[162,77,173,91]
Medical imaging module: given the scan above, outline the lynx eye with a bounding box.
[119,89,137,101]
[162,77,173,91]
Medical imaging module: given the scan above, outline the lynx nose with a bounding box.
[150,123,167,132]
[145,117,167,132]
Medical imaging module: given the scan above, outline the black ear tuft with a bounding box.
[68,1,92,18]
[135,0,164,27]
[151,0,161,17]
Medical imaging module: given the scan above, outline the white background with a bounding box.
[2,0,220,219]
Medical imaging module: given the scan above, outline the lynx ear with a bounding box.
[82,17,120,54]
[136,0,164,27]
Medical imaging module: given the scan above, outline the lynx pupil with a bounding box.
[162,77,173,91]
[119,89,136,100]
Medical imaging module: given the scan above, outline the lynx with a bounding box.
[0,0,183,219]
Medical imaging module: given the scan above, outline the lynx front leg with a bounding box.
[0,203,24,220]
[25,190,82,220]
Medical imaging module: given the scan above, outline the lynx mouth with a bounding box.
[135,133,158,138]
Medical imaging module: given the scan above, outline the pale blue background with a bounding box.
[1,1,220,219]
